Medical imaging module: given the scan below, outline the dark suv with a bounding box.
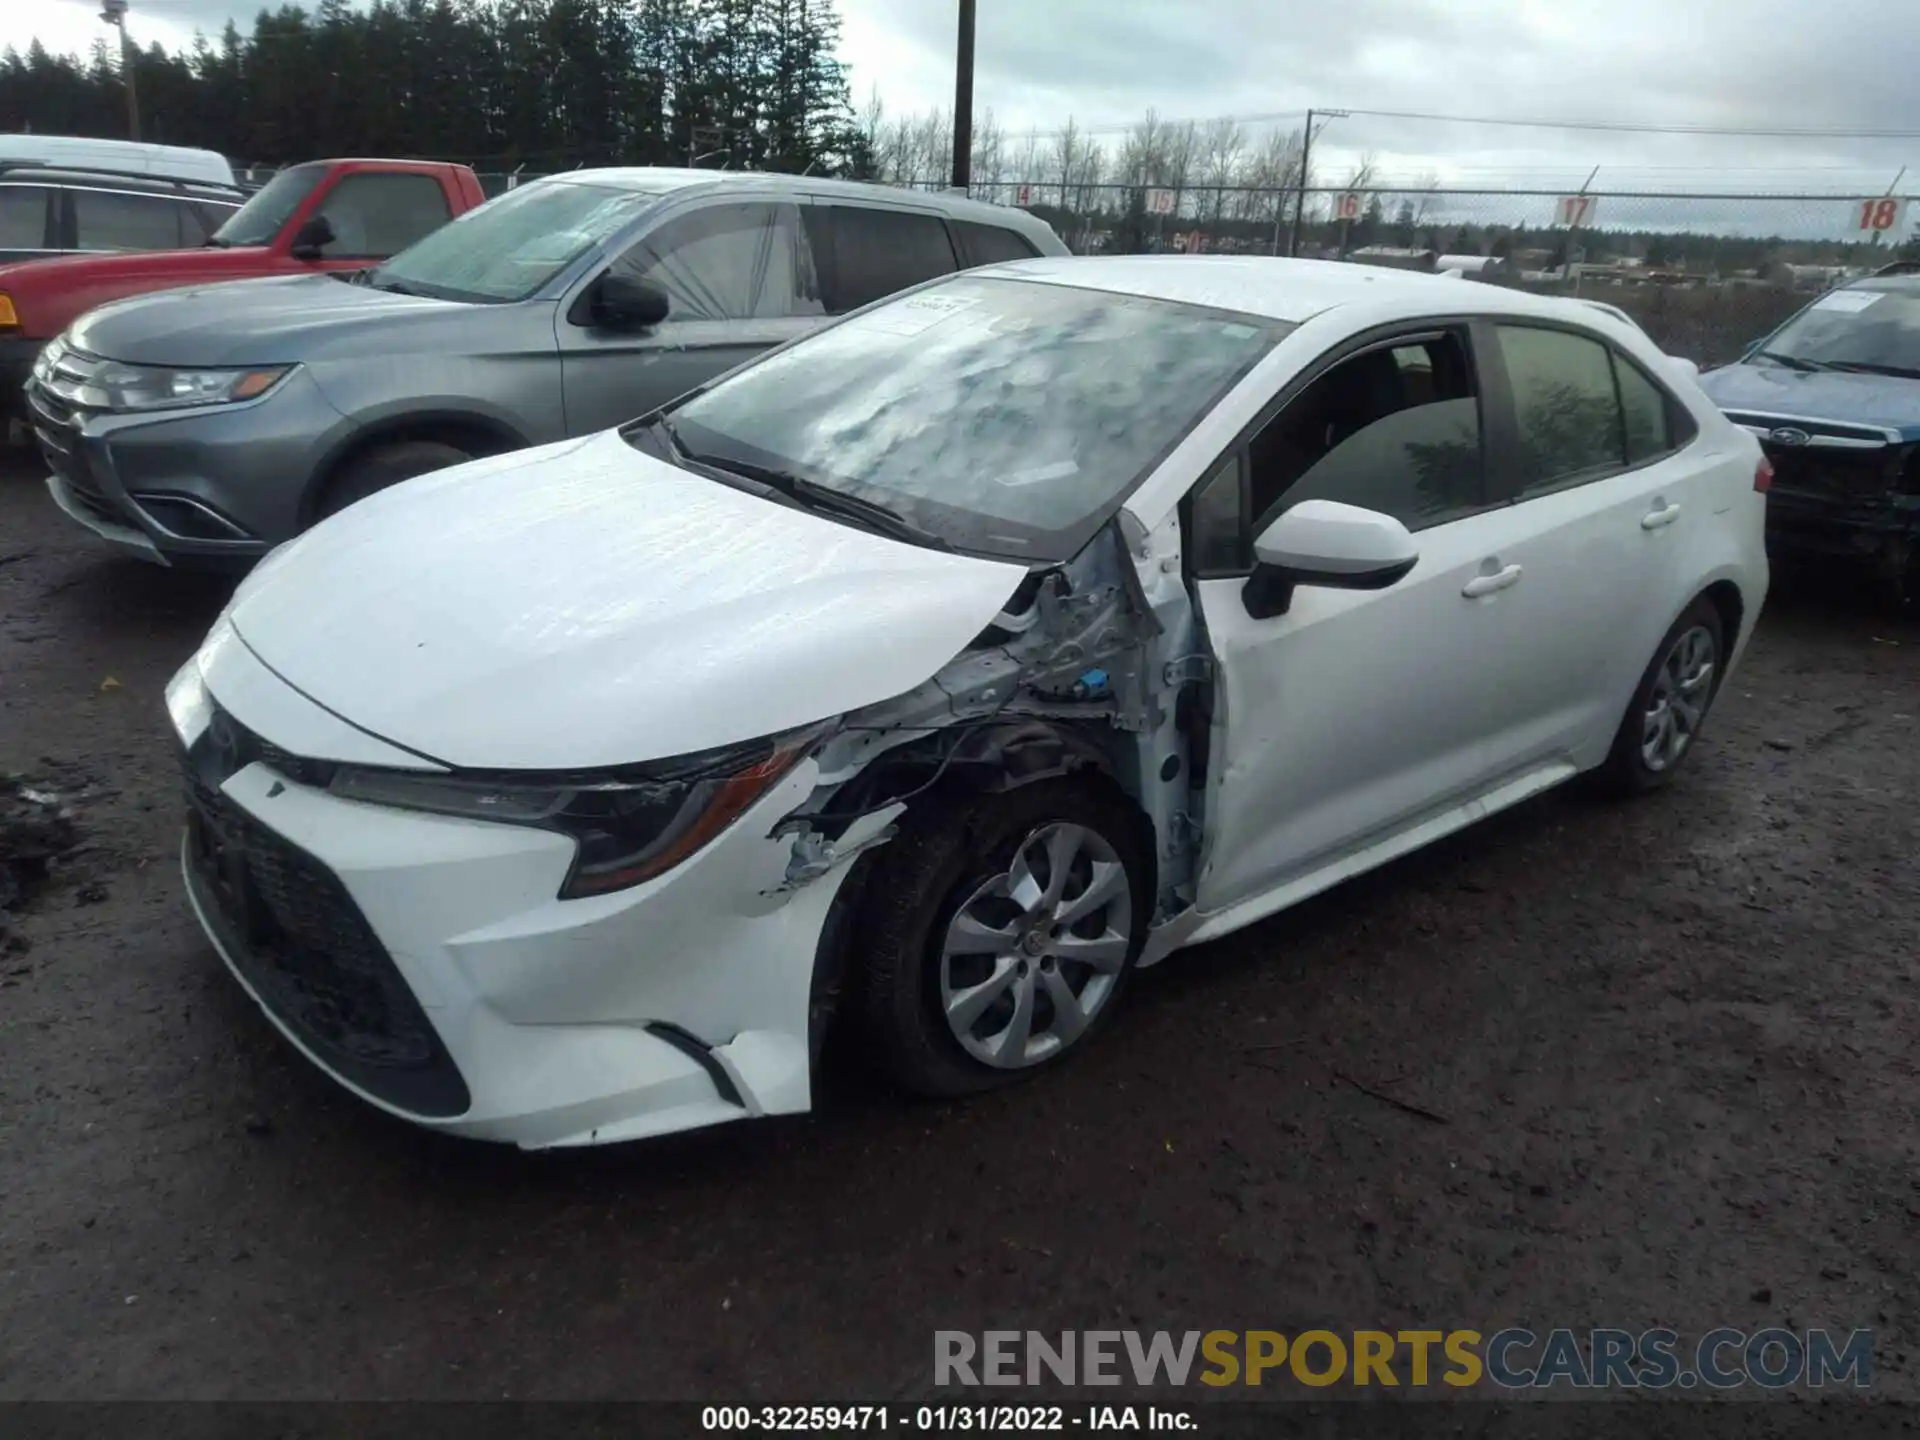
[0,162,244,266]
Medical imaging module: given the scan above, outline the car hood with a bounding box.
[67,272,486,368]
[223,429,1031,770]
[1699,362,1920,440]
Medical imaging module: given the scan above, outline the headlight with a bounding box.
[327,727,822,899]
[78,360,291,413]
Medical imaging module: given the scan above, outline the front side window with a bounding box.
[314,173,452,259]
[609,202,821,321]
[1244,331,1486,533]
[1756,284,1920,377]
[210,164,325,247]
[73,190,185,250]
[1498,325,1626,497]
[0,185,51,248]
[662,275,1289,561]
[811,205,958,313]
[372,179,659,303]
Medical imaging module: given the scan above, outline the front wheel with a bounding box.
[315,440,471,521]
[854,777,1152,1098]
[1596,598,1726,795]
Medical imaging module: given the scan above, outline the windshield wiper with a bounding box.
[681,447,954,552]
[1754,350,1828,373]
[369,276,420,296]
[203,236,232,248]
[1822,360,1920,380]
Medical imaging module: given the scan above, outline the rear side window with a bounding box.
[809,205,958,313]
[954,219,1040,268]
[1615,354,1675,464]
[0,184,52,249]
[72,189,186,250]
[1497,325,1626,496]
[611,201,823,320]
[315,173,452,258]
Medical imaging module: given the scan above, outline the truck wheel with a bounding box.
[316,441,471,521]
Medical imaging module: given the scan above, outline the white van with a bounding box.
[0,135,236,189]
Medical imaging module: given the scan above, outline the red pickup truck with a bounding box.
[2,157,486,419]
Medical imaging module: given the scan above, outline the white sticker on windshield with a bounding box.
[1813,289,1884,314]
[999,460,1081,488]
[859,292,982,337]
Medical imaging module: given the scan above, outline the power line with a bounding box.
[1335,106,1920,141]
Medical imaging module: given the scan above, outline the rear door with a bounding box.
[556,198,826,435]
[1469,320,1708,769]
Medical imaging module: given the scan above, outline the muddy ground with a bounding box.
[0,452,1915,1405]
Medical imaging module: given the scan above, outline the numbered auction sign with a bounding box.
[1854,197,1910,234]
[1334,192,1363,222]
[1556,194,1598,228]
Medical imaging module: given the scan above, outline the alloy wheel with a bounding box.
[937,822,1134,1070]
[1640,624,1718,773]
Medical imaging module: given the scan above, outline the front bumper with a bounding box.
[170,639,863,1149]
[1764,488,1920,577]
[0,335,41,422]
[27,361,347,567]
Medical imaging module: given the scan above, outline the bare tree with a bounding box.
[1198,116,1245,232]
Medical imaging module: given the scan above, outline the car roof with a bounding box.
[1850,271,1920,295]
[966,254,1628,327]
[537,167,1058,233]
[0,165,241,201]
[0,134,235,189]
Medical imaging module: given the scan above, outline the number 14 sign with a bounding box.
[1555,194,1598,228]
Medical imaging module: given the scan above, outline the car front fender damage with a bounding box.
[774,507,1215,1055]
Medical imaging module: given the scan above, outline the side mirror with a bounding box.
[1243,500,1419,620]
[588,273,671,330]
[288,214,334,261]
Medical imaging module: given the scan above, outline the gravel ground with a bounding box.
[1,453,1915,1405]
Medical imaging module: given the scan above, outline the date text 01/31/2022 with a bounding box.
[700,1405,1196,1431]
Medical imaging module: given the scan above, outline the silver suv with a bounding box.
[30,168,1068,567]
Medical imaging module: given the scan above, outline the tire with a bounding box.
[315,440,471,521]
[1595,597,1726,795]
[854,776,1153,1098]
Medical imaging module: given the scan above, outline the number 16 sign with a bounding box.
[1556,194,1599,228]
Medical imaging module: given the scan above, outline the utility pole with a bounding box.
[1286,108,1313,258]
[101,0,140,141]
[951,0,976,193]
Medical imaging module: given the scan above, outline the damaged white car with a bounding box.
[166,256,1770,1148]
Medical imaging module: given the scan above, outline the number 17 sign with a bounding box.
[1556,194,1599,228]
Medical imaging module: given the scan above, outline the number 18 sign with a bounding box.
[1855,197,1910,234]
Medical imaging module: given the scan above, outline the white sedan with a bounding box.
[166,256,1769,1148]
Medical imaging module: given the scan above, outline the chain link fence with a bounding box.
[265,163,1915,368]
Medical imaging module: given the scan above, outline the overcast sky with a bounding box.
[24,0,1920,195]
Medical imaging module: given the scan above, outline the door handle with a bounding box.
[1641,502,1682,530]
[1462,564,1523,598]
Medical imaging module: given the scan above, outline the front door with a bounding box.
[1190,324,1537,912]
[557,199,827,435]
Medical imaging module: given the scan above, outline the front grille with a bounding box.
[27,342,109,495]
[183,714,470,1119]
[1761,442,1906,501]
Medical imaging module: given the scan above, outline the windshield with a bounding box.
[210,164,325,247]
[369,180,659,303]
[663,276,1290,560]
[1760,284,1920,376]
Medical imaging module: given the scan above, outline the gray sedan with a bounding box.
[27,168,1066,566]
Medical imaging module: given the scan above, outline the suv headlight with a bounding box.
[80,360,291,413]
[327,727,822,899]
